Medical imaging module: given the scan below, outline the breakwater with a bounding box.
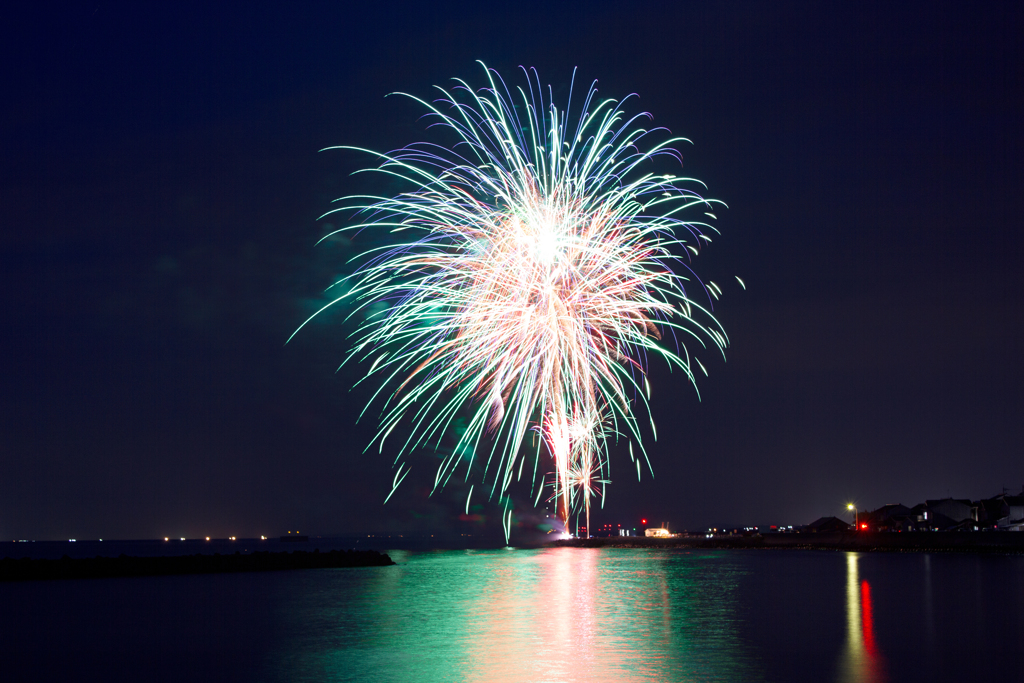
[0,548,395,581]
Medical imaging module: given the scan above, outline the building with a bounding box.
[978,492,1024,529]
[925,498,974,524]
[805,516,851,533]
[807,486,1024,534]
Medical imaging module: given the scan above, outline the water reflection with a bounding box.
[922,554,935,654]
[461,548,754,682]
[463,548,665,682]
[9,544,1022,681]
[268,548,757,682]
[838,553,886,683]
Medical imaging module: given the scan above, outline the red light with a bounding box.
[860,523,868,530]
[641,519,647,524]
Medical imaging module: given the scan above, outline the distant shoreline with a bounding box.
[547,531,1024,554]
[0,549,395,581]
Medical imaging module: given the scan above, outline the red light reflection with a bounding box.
[860,580,877,656]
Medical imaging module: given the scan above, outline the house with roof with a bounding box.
[901,498,978,530]
[871,504,914,531]
[805,516,851,533]
[1002,495,1024,529]
[977,497,1009,528]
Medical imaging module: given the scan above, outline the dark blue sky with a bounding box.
[2,1,1022,541]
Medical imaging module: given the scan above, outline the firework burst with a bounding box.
[293,63,728,539]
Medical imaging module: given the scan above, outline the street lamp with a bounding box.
[847,503,858,530]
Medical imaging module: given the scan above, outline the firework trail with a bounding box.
[293,63,728,539]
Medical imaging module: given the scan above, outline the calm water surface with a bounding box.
[2,547,1022,682]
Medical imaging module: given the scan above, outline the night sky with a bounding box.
[3,2,1022,541]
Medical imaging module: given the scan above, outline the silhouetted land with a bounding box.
[0,549,394,581]
[551,531,1024,554]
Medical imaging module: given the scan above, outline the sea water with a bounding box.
[2,546,1022,682]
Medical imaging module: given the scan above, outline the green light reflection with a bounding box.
[270,548,758,682]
